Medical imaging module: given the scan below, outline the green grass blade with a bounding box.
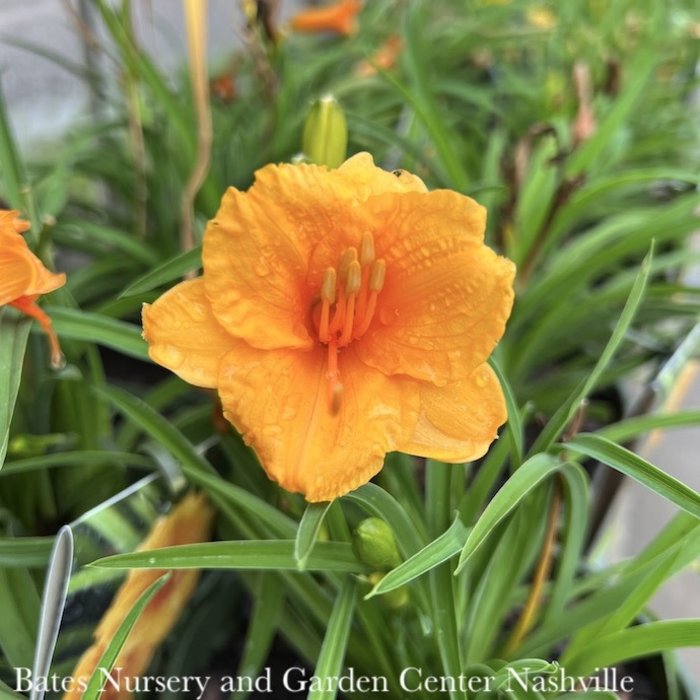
[90,541,367,573]
[232,574,285,700]
[0,87,26,210]
[489,356,524,466]
[456,454,561,572]
[366,516,468,598]
[564,433,700,518]
[597,410,700,443]
[48,308,148,361]
[0,567,39,668]
[0,314,31,467]
[308,579,357,700]
[295,502,332,570]
[1,450,152,476]
[529,246,652,454]
[119,246,202,298]
[94,384,212,475]
[81,575,169,700]
[566,621,700,677]
[0,537,54,567]
[542,464,589,624]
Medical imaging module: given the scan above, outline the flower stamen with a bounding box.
[354,258,385,338]
[340,260,361,346]
[319,267,336,343]
[312,237,385,412]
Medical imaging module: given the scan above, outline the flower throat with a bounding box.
[311,232,386,415]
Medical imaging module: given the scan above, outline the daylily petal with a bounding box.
[142,278,236,389]
[217,343,419,502]
[400,363,507,462]
[203,158,398,350]
[338,152,428,197]
[0,248,36,306]
[0,235,65,303]
[357,190,516,384]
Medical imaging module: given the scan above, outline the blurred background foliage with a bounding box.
[1,0,700,698]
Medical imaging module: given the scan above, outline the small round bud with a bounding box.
[353,517,401,570]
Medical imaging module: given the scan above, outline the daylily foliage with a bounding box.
[143,154,514,501]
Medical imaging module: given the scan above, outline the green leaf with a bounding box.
[489,356,524,466]
[94,384,212,475]
[90,541,367,573]
[0,537,55,567]
[232,575,285,700]
[542,464,589,624]
[566,621,700,677]
[564,433,700,518]
[456,454,561,572]
[597,410,700,444]
[367,516,468,598]
[119,245,202,298]
[529,247,652,454]
[0,679,22,700]
[0,87,26,212]
[565,50,656,176]
[0,314,31,467]
[308,579,357,700]
[1,450,152,476]
[295,502,332,570]
[0,566,39,668]
[184,468,297,540]
[47,307,148,360]
[345,483,426,558]
[81,575,169,700]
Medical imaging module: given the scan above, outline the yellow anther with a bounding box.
[360,233,375,266]
[321,267,337,303]
[370,259,386,292]
[338,247,358,280]
[345,260,362,295]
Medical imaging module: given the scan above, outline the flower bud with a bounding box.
[302,95,348,168]
[353,517,401,570]
[368,572,409,610]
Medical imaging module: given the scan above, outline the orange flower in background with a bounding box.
[64,493,214,700]
[356,35,402,78]
[143,154,515,502]
[0,210,66,367]
[290,0,362,36]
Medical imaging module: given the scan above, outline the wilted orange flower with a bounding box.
[143,154,515,502]
[0,210,65,367]
[290,0,362,36]
[64,493,214,700]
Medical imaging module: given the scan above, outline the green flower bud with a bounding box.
[368,573,409,610]
[353,517,401,570]
[302,95,348,168]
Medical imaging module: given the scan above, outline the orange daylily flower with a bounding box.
[0,210,65,367]
[290,0,362,36]
[64,493,214,700]
[143,153,515,502]
[356,36,402,78]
